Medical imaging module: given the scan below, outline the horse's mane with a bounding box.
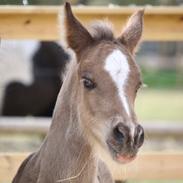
[89,21,114,41]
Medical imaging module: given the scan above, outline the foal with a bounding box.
[13,2,144,183]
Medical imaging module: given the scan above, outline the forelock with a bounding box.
[88,21,114,41]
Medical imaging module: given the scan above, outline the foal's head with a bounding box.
[64,2,144,164]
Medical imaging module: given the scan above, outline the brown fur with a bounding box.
[118,9,144,53]
[12,2,144,183]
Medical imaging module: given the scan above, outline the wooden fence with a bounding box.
[1,117,183,138]
[1,152,183,182]
[0,5,183,182]
[1,119,183,182]
[0,6,183,41]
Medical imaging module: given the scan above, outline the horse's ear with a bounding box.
[118,9,144,54]
[64,2,93,58]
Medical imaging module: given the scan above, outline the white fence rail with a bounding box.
[0,117,183,137]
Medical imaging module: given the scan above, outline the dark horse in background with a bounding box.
[2,41,69,116]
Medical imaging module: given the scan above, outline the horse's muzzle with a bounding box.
[106,122,144,164]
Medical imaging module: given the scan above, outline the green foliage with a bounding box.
[0,0,21,5]
[141,69,183,89]
[112,0,178,5]
[29,0,63,5]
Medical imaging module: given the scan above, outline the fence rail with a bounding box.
[0,6,183,41]
[0,152,183,182]
[0,117,183,137]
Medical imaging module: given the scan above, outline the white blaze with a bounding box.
[104,49,130,116]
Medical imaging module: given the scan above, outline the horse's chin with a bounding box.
[115,153,136,164]
[92,141,137,169]
[107,143,137,164]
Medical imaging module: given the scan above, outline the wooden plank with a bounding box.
[111,152,183,180]
[0,6,182,14]
[0,6,182,41]
[143,122,183,138]
[0,117,50,134]
[0,152,183,182]
[1,117,183,137]
[0,152,29,183]
[0,10,58,40]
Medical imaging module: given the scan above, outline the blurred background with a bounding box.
[0,0,183,183]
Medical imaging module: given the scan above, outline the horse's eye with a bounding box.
[83,78,96,90]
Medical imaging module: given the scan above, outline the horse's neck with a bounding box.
[39,61,98,182]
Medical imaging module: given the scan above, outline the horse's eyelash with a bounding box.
[82,76,88,79]
[81,76,92,81]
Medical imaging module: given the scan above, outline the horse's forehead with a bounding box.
[81,44,133,74]
[104,49,131,115]
[104,49,129,76]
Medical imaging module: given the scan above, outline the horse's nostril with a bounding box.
[113,124,125,142]
[135,125,144,148]
[138,128,144,147]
